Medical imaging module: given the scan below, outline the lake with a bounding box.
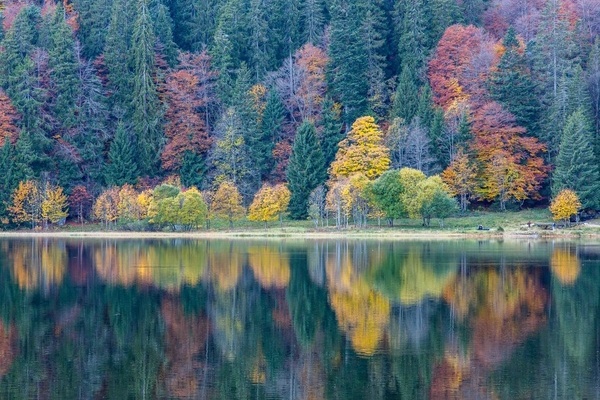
[0,238,598,399]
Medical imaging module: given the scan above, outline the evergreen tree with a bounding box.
[395,0,431,74]
[49,4,81,130]
[153,3,178,67]
[319,97,343,170]
[489,28,540,136]
[13,130,36,182]
[72,0,113,58]
[327,0,368,125]
[251,90,284,181]
[301,0,325,44]
[391,68,419,123]
[171,0,221,51]
[552,109,600,210]
[179,151,206,189]
[0,140,16,220]
[287,121,325,219]
[105,122,138,186]
[131,0,163,176]
[104,0,135,114]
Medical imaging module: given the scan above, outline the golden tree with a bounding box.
[93,188,120,228]
[330,116,390,180]
[41,184,68,226]
[549,189,581,226]
[248,184,290,228]
[398,168,426,219]
[441,148,477,212]
[9,180,42,228]
[211,180,245,229]
[117,184,143,222]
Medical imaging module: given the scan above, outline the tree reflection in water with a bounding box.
[0,238,598,399]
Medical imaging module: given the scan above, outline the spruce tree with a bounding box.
[153,3,178,67]
[552,109,600,209]
[180,151,205,189]
[251,90,283,181]
[131,0,163,176]
[105,122,138,186]
[13,130,36,182]
[319,97,343,170]
[0,140,16,220]
[49,4,81,130]
[287,121,325,219]
[489,28,540,136]
[327,0,368,125]
[391,68,419,123]
[72,0,113,58]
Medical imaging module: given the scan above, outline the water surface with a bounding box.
[0,238,598,399]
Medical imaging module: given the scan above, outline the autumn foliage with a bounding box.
[550,189,581,224]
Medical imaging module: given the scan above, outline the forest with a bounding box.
[0,0,599,228]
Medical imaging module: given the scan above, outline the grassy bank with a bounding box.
[1,209,600,240]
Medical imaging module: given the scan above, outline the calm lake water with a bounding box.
[0,238,598,399]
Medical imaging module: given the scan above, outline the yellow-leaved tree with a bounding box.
[93,188,120,228]
[441,148,477,212]
[41,184,68,227]
[248,183,291,228]
[398,168,426,219]
[211,180,245,229]
[330,116,390,180]
[549,189,581,226]
[9,180,43,228]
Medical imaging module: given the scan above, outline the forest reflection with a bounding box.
[0,238,599,399]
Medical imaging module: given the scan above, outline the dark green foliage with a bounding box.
[287,121,325,219]
[368,170,405,225]
[180,151,206,188]
[131,0,163,176]
[0,140,16,220]
[153,3,178,67]
[49,5,81,130]
[105,122,138,186]
[489,28,540,137]
[420,190,458,227]
[391,68,419,123]
[327,0,369,125]
[73,0,113,58]
[252,90,284,181]
[319,97,343,170]
[13,130,37,182]
[552,109,600,210]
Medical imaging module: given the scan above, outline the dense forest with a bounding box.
[0,0,600,226]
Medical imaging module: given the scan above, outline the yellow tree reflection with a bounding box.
[247,245,290,289]
[10,239,66,291]
[550,247,581,286]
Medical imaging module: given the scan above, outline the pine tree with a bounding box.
[131,0,163,176]
[489,28,540,137]
[301,0,325,44]
[287,121,325,219]
[72,0,113,58]
[0,140,16,220]
[552,109,600,210]
[13,130,36,182]
[49,4,81,130]
[395,0,432,74]
[105,122,138,186]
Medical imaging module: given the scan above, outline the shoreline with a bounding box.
[0,228,598,241]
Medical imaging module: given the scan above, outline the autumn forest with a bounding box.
[0,0,599,228]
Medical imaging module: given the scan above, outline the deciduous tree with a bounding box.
[211,180,245,228]
[550,189,581,226]
[41,184,68,226]
[441,148,477,212]
[68,185,92,224]
[9,180,42,228]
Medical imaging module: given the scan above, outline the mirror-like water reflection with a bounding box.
[0,238,598,399]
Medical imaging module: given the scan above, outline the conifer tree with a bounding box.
[72,0,113,58]
[153,3,178,67]
[287,121,325,219]
[552,109,600,210]
[104,0,135,114]
[327,0,368,125]
[131,0,163,176]
[251,90,284,181]
[489,28,540,137]
[180,151,206,189]
[0,140,16,220]
[13,131,36,183]
[319,97,343,169]
[105,122,138,186]
[391,68,419,123]
[49,4,80,129]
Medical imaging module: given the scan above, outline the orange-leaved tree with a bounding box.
[549,189,581,226]
[471,102,547,210]
[68,185,93,224]
[93,187,120,228]
[0,89,20,145]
